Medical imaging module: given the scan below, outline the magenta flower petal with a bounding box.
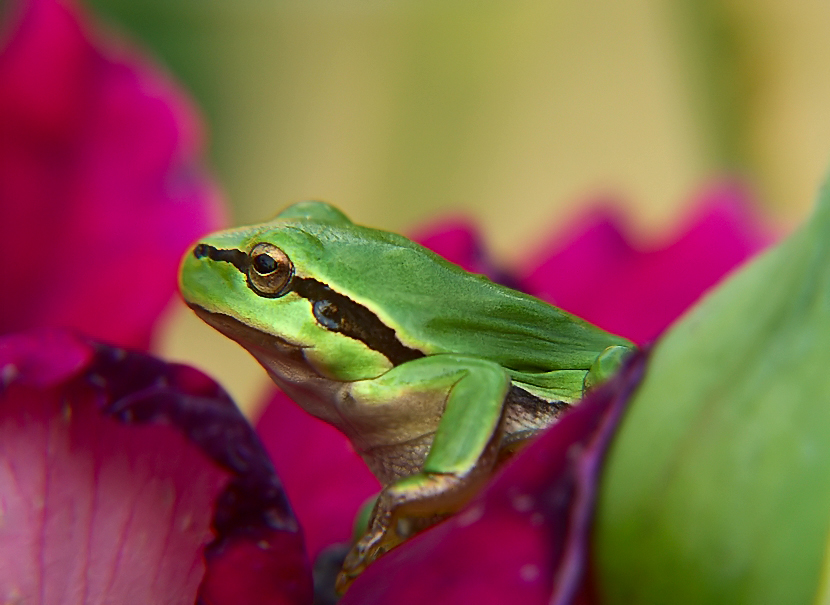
[340,351,648,605]
[256,391,380,561]
[520,184,770,343]
[0,329,311,604]
[411,218,520,287]
[0,0,225,349]
[410,218,483,272]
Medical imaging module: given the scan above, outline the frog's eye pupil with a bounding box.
[253,253,277,274]
[247,243,293,297]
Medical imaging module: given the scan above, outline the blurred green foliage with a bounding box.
[673,0,750,169]
[596,174,830,604]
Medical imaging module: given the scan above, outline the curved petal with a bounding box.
[0,329,311,604]
[0,0,225,348]
[520,184,770,343]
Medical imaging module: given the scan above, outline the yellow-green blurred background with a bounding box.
[84,0,830,415]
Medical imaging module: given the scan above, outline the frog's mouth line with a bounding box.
[185,303,359,429]
[186,303,309,355]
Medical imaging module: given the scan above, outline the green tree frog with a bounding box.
[179,201,634,591]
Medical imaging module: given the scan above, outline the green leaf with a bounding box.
[594,176,830,604]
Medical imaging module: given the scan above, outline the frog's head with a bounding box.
[179,201,412,384]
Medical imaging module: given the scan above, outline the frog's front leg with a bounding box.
[336,354,511,592]
[583,344,634,391]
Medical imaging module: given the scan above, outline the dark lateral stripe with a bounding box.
[192,243,425,366]
[292,276,425,366]
[194,243,249,273]
[506,385,568,413]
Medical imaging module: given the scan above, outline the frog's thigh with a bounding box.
[349,353,512,481]
[350,354,512,529]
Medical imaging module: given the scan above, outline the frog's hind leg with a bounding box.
[337,354,512,592]
[338,426,507,593]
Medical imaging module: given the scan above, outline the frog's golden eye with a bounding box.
[248,242,293,297]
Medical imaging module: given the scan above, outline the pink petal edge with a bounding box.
[0,0,225,349]
[520,183,771,343]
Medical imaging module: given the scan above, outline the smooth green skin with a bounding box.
[595,179,830,604]
[179,200,633,584]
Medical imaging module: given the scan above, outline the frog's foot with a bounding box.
[338,504,446,584]
[335,513,446,594]
[583,345,634,392]
[335,489,417,593]
[336,524,388,594]
[335,472,483,593]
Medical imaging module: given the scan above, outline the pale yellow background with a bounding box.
[87,1,830,415]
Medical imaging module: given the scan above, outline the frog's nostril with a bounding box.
[193,243,209,259]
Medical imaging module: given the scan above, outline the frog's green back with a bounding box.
[268,205,631,399]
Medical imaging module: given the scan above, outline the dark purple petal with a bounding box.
[520,184,770,343]
[256,391,380,561]
[340,350,648,605]
[0,329,311,604]
[0,0,225,349]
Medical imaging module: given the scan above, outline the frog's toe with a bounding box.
[335,563,360,595]
[336,530,389,593]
